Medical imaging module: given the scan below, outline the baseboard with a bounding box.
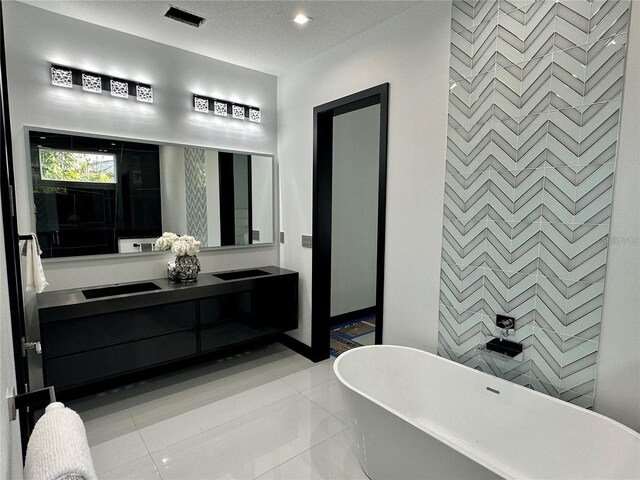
[329,306,376,328]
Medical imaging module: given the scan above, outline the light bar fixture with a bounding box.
[193,94,260,123]
[50,64,153,103]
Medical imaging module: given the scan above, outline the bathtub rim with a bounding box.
[333,344,640,480]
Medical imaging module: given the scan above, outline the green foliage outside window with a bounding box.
[39,148,116,183]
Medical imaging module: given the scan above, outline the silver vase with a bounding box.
[169,255,201,283]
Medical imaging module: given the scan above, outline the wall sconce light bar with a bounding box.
[192,94,260,123]
[50,64,153,103]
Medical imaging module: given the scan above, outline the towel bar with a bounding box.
[7,386,55,421]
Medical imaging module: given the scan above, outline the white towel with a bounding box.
[24,402,97,480]
[21,234,49,293]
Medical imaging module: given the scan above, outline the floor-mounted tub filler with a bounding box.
[334,345,640,480]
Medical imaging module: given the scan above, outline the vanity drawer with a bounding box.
[41,301,196,358]
[44,330,196,390]
[200,321,279,353]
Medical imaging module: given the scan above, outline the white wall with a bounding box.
[278,2,451,347]
[0,197,25,480]
[4,2,278,291]
[594,2,640,432]
[330,105,380,317]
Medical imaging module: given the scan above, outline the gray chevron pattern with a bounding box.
[440,0,630,408]
[185,147,208,245]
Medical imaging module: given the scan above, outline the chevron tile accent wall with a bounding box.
[439,0,631,408]
[185,148,208,246]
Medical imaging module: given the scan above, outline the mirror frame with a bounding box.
[23,126,277,263]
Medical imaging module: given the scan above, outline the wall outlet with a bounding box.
[302,235,313,248]
[252,230,260,241]
[279,232,285,244]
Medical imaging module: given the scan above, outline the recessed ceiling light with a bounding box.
[293,13,311,25]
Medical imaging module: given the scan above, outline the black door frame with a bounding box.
[311,83,389,362]
[219,152,253,246]
[0,0,32,458]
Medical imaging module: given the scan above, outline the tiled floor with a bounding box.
[67,344,368,480]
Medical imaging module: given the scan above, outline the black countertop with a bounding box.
[38,265,298,323]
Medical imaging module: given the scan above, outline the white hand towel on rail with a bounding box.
[21,233,49,293]
[24,402,97,480]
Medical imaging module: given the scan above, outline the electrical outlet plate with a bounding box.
[302,235,312,248]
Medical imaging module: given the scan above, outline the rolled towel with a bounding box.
[24,402,97,480]
[21,233,49,293]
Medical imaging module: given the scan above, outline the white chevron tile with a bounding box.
[554,1,590,51]
[531,336,562,385]
[451,29,474,69]
[542,167,577,224]
[472,18,499,76]
[565,305,602,340]
[560,353,597,391]
[573,163,614,225]
[498,0,534,18]
[565,281,605,335]
[474,0,500,27]
[452,0,475,33]
[539,222,573,280]
[580,99,620,142]
[588,0,630,44]
[579,108,620,167]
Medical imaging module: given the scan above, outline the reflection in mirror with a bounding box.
[28,130,273,258]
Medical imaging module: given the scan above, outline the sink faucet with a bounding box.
[496,315,515,340]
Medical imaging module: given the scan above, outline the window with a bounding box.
[39,148,116,184]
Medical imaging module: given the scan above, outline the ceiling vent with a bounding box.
[164,6,206,28]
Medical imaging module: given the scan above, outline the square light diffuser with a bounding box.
[232,104,245,120]
[214,100,228,116]
[82,73,102,93]
[194,96,209,113]
[249,107,261,123]
[136,85,154,103]
[51,66,73,88]
[110,79,129,98]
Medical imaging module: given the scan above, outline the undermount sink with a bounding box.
[213,269,272,281]
[82,282,161,299]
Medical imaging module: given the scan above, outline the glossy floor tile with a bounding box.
[70,344,365,479]
[151,394,346,479]
[255,430,368,480]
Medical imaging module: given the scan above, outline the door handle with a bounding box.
[22,337,42,356]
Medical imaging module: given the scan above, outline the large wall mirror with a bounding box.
[27,129,274,259]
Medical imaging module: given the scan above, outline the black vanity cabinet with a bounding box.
[37,266,298,395]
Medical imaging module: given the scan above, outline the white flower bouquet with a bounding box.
[155,232,201,257]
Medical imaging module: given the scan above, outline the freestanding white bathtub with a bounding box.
[334,345,640,480]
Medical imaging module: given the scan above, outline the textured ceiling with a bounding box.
[19,1,419,75]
